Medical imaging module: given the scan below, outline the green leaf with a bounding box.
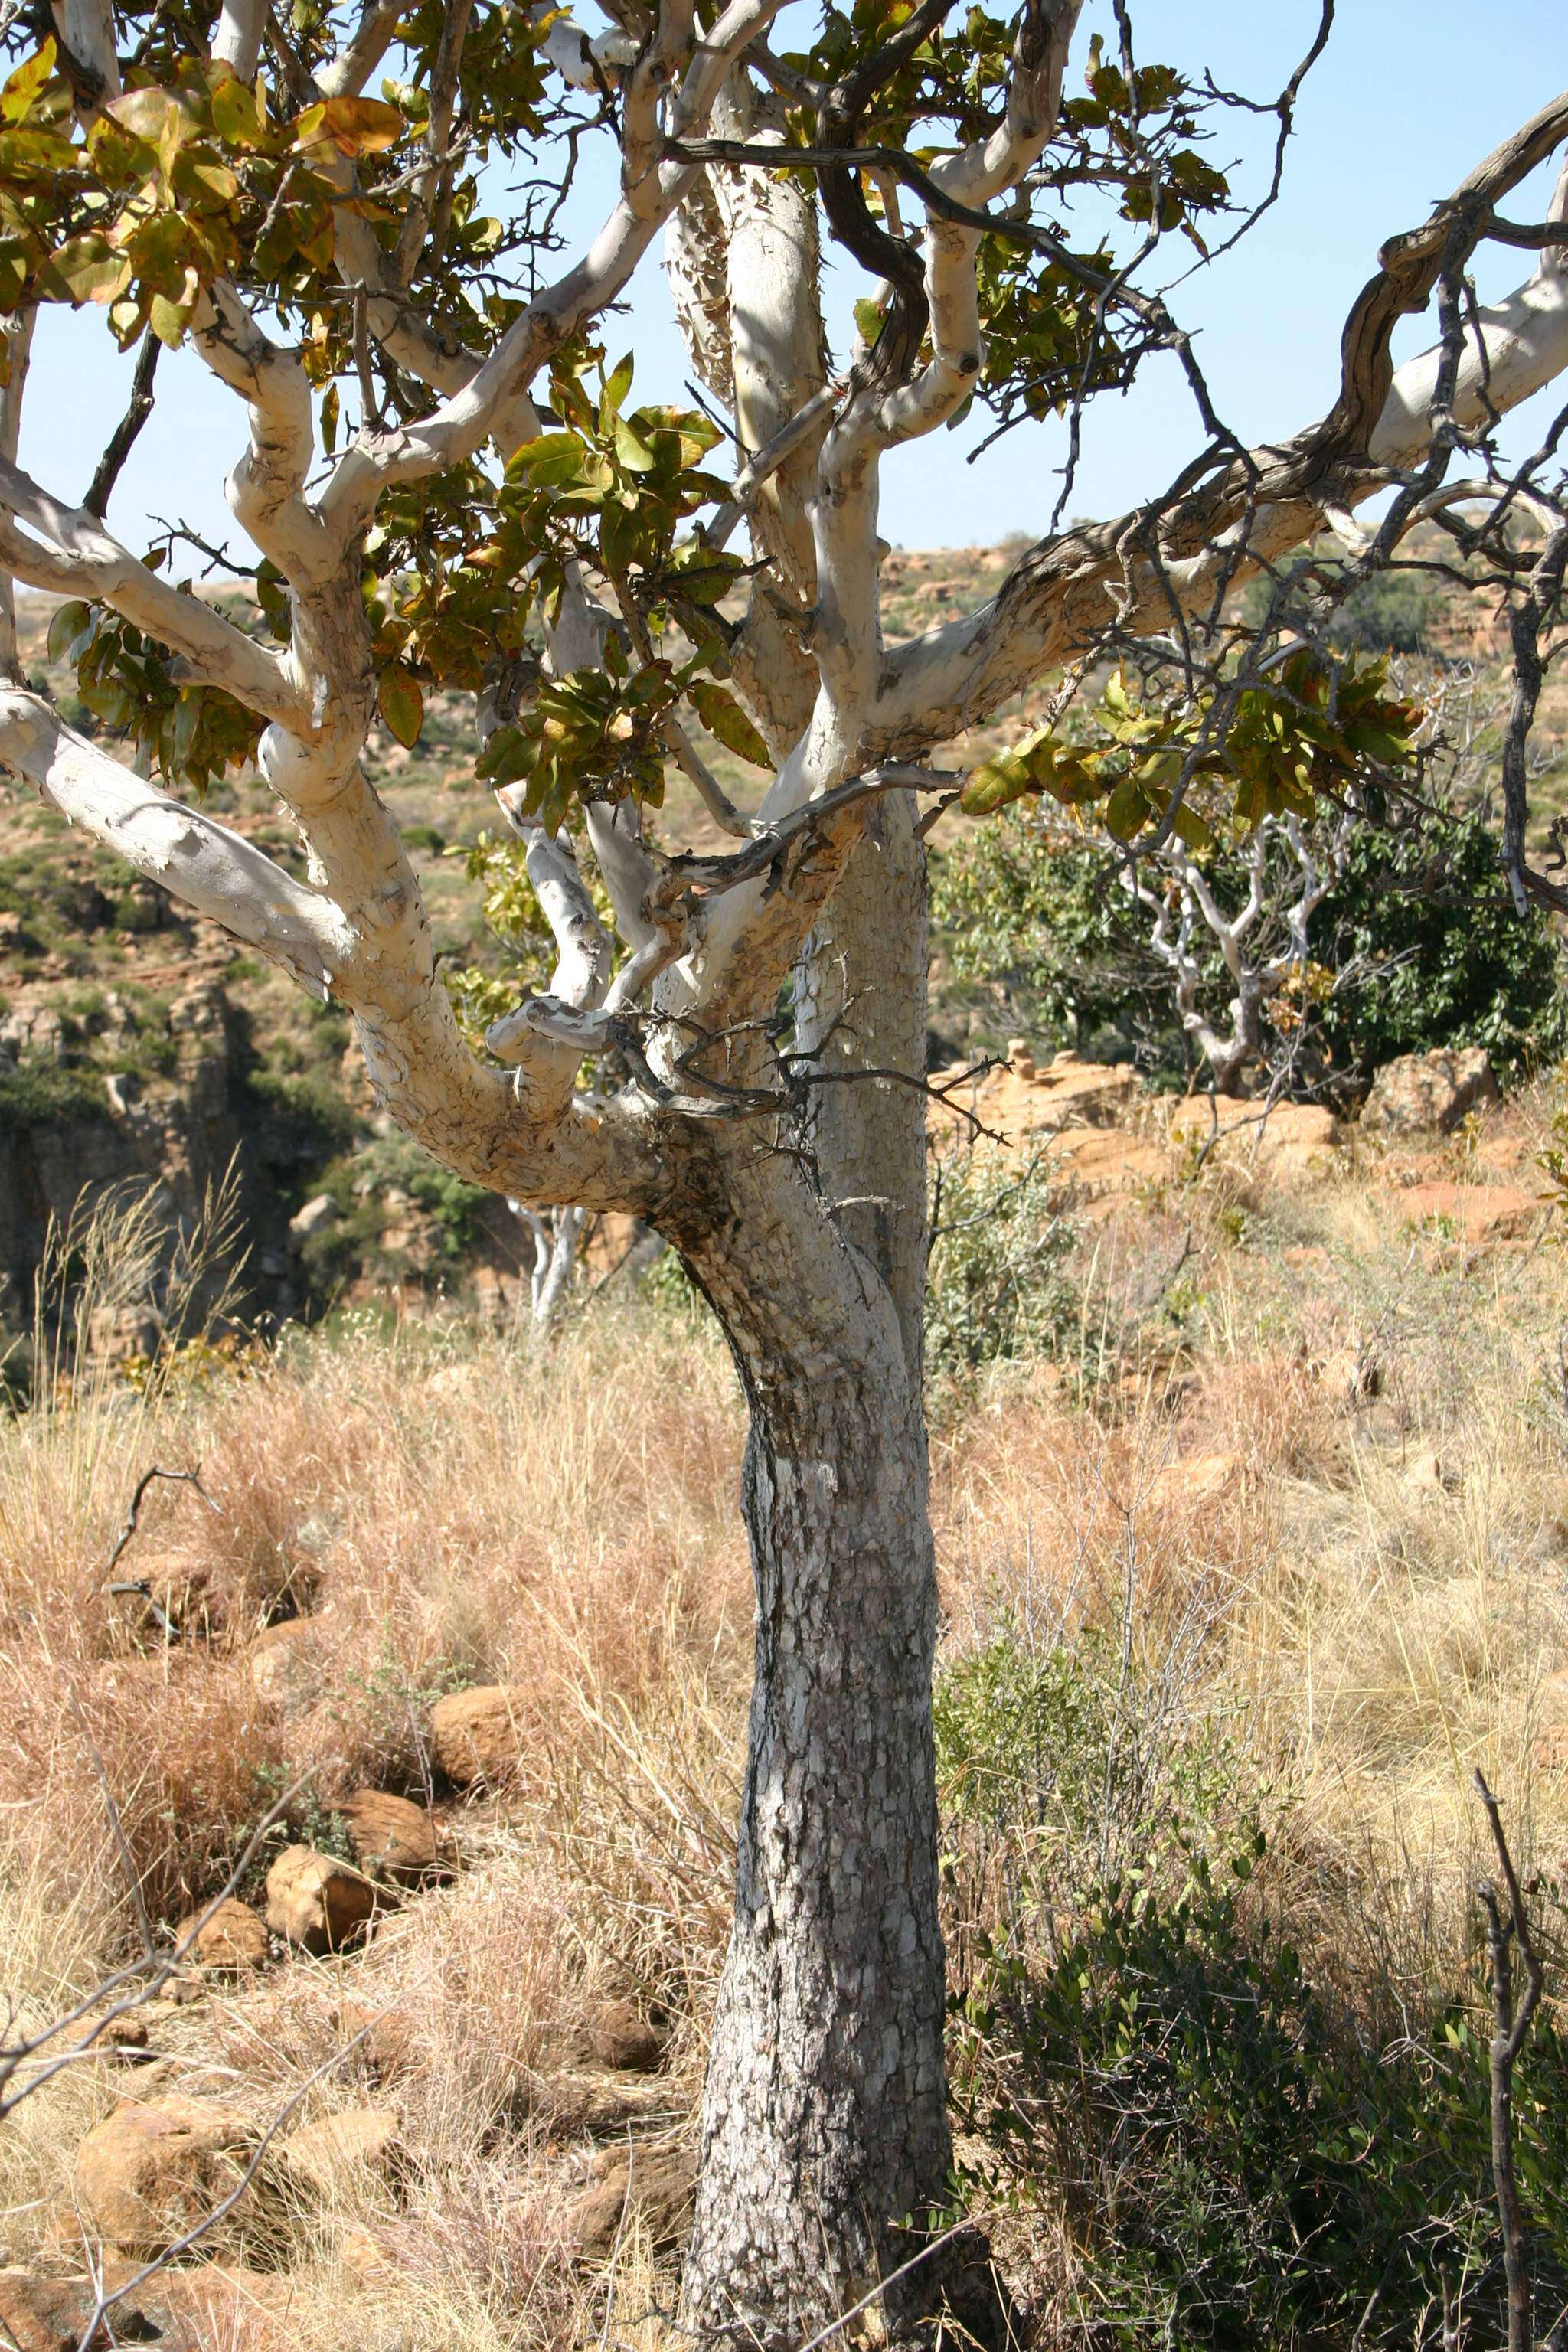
[320,379,339,456]
[600,351,634,423]
[377,664,424,747]
[854,296,886,346]
[147,291,192,348]
[1168,800,1213,851]
[211,70,263,147]
[47,598,92,662]
[1104,775,1152,840]
[40,234,128,306]
[612,413,655,472]
[691,679,769,767]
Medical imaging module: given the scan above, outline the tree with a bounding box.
[0,1,1566,2334]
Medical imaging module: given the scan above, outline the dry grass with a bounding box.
[4,1109,1568,2341]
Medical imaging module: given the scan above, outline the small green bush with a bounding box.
[240,1067,358,1164]
[0,1058,109,1124]
[1314,800,1568,1082]
[938,1628,1568,2350]
[925,1146,1077,1382]
[933,798,1568,1089]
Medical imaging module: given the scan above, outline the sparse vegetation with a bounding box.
[6,1072,1568,2345]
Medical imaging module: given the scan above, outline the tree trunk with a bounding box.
[794,792,930,1374]
[673,1149,951,2341]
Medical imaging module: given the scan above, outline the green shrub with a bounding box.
[1314,800,1568,1082]
[932,818,1171,1063]
[926,1146,1078,1383]
[933,799,1568,1090]
[938,1628,1568,2350]
[0,1058,109,1124]
[239,1067,358,1164]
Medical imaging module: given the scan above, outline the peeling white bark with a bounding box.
[0,694,351,995]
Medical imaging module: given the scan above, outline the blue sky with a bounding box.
[25,0,1567,556]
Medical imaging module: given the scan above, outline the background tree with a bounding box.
[1,0,1567,2334]
[935,671,1568,1096]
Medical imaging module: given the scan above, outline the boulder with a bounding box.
[279,2105,400,2193]
[338,1789,443,1883]
[568,2143,694,2259]
[248,1615,328,1712]
[287,1193,340,1246]
[430,1685,525,1788]
[1032,1051,1139,1125]
[587,1998,664,2073]
[1168,1097,1341,1161]
[264,1845,381,1953]
[1361,1047,1501,1136]
[0,2270,96,2352]
[174,1896,270,1973]
[338,1999,415,2079]
[145,2262,296,2352]
[0,2262,292,2352]
[1399,1180,1538,1243]
[71,2095,249,2253]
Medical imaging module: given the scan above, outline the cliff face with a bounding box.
[0,978,304,1358]
[0,965,556,1380]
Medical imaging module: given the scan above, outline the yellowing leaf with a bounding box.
[1,41,57,126]
[960,751,1033,816]
[691,679,770,767]
[378,664,424,747]
[1104,775,1152,841]
[1168,800,1213,851]
[296,94,405,155]
[211,70,263,147]
[612,413,655,472]
[147,289,194,347]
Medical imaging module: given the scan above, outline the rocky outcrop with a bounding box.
[71,2095,250,2252]
[1361,1046,1501,1135]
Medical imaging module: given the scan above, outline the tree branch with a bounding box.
[0,456,305,727]
[0,694,352,994]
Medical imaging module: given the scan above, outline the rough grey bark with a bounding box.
[795,794,930,1374]
[671,1144,949,2337]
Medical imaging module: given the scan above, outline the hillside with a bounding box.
[2,540,1564,1366]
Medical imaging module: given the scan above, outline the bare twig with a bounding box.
[1475,1770,1547,2352]
[83,336,160,521]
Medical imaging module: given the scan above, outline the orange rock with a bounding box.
[174,1896,269,1972]
[72,2095,249,2252]
[264,1846,381,1953]
[279,2105,400,2192]
[1399,1181,1540,1243]
[248,1616,328,1713]
[338,1789,443,1883]
[430,1685,525,1788]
